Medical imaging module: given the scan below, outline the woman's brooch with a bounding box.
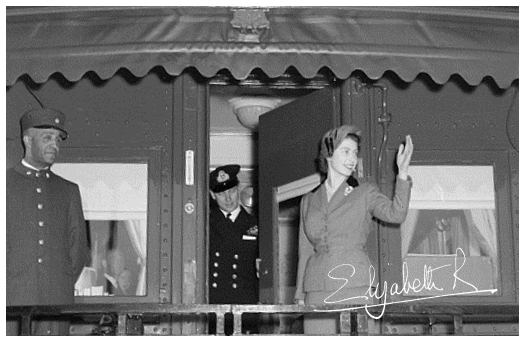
[344,176,359,196]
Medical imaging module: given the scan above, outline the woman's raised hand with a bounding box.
[396,135,413,180]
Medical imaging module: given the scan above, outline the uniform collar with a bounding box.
[220,206,241,222]
[22,159,50,171]
[14,160,53,179]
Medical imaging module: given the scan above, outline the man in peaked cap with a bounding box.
[6,108,90,335]
[208,165,259,335]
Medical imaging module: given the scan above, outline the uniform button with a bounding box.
[213,272,218,277]
[38,258,43,263]
[38,221,44,227]
[38,204,43,210]
[39,239,44,245]
[214,262,219,267]
[212,283,217,288]
[232,274,237,279]
[232,264,237,270]
[215,252,220,257]
[234,254,239,259]
[36,188,42,193]
[232,283,237,289]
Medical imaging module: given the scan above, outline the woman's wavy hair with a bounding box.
[317,126,362,174]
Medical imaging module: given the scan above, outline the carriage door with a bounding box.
[258,87,340,304]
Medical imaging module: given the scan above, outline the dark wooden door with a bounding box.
[258,87,340,303]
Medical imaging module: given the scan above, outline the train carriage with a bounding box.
[6,6,518,335]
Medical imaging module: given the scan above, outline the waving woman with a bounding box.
[294,125,414,334]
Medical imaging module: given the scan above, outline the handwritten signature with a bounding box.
[318,248,497,319]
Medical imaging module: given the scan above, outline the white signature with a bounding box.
[318,248,497,319]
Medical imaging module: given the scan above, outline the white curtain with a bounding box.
[466,209,497,258]
[401,209,420,257]
[465,209,498,286]
[124,220,147,296]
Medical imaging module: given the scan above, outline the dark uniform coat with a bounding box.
[6,162,90,307]
[295,176,411,304]
[208,205,258,304]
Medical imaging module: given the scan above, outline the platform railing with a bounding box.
[6,303,519,335]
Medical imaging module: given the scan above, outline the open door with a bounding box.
[258,87,340,304]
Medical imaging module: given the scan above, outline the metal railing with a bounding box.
[6,303,519,335]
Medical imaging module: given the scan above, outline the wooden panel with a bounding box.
[509,150,519,302]
[178,73,208,335]
[6,72,172,147]
[258,87,339,303]
[374,77,518,152]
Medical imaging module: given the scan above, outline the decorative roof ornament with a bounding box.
[230,8,269,43]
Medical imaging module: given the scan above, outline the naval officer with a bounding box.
[208,164,259,334]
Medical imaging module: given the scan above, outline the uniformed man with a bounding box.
[208,164,259,335]
[6,108,90,335]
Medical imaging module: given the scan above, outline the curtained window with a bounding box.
[400,165,499,295]
[53,163,148,297]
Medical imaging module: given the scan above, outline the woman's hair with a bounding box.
[317,125,362,174]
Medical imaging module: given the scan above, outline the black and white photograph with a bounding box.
[5,4,519,336]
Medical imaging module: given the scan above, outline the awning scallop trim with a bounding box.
[6,6,519,88]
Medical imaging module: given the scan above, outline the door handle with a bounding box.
[185,150,194,186]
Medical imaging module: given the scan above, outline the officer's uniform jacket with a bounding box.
[294,177,411,302]
[208,206,258,304]
[6,162,90,306]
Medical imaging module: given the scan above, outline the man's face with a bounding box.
[24,128,62,169]
[211,186,240,213]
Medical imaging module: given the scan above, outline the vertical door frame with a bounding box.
[171,72,208,334]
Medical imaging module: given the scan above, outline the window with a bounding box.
[53,163,148,297]
[400,165,499,296]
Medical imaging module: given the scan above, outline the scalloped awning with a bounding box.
[6,6,519,88]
